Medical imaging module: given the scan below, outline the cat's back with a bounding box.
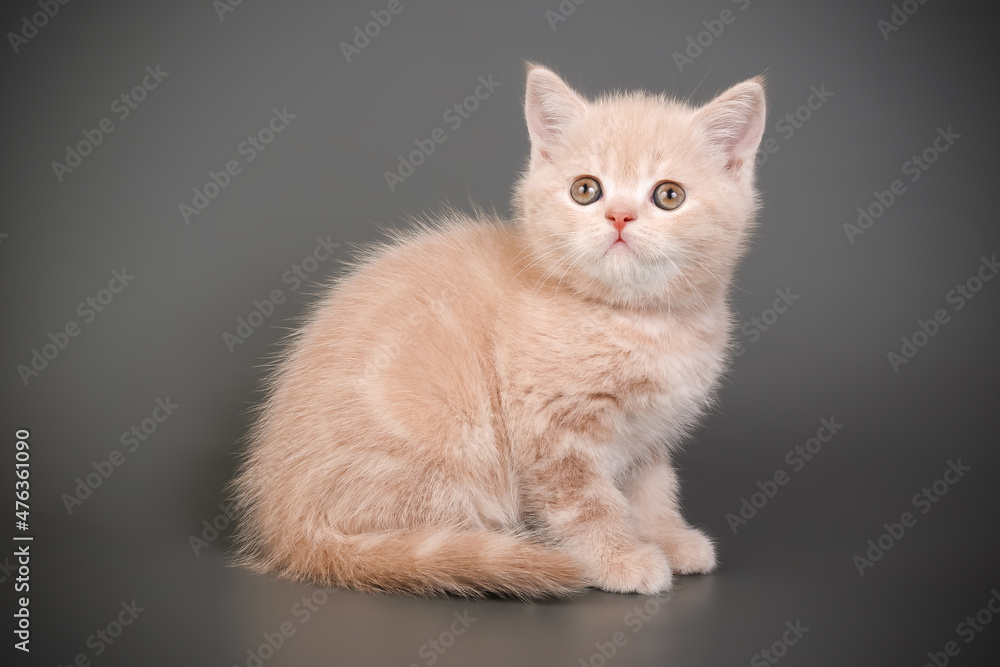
[325,213,517,332]
[278,214,520,409]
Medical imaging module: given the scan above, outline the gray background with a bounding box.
[3,0,999,665]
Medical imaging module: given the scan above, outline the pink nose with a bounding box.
[606,210,636,232]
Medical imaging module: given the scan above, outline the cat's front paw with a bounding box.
[662,527,717,575]
[592,543,672,594]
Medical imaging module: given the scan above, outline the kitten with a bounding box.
[231,65,766,597]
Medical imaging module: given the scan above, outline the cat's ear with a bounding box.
[524,65,587,163]
[695,77,767,176]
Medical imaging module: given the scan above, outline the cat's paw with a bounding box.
[662,528,717,575]
[592,543,672,594]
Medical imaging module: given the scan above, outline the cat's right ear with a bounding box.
[524,65,587,164]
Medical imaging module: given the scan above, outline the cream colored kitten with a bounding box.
[232,65,766,597]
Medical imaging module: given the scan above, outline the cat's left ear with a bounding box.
[695,77,767,177]
[524,64,588,164]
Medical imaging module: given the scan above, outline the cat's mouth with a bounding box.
[605,235,635,256]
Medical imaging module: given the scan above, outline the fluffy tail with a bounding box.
[234,526,585,598]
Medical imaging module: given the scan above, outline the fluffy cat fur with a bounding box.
[231,65,766,597]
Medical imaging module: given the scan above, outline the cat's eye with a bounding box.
[570,176,602,205]
[652,181,686,211]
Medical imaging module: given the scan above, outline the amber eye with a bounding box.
[652,181,686,211]
[570,176,602,205]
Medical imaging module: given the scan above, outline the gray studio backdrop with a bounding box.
[3,0,999,665]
